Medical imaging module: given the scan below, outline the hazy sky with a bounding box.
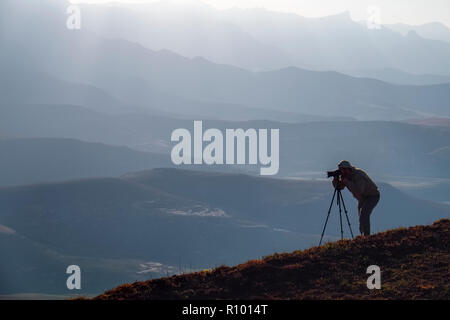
[70,0,450,27]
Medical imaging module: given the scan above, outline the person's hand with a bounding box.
[333,177,345,190]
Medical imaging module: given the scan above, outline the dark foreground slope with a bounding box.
[96,219,449,300]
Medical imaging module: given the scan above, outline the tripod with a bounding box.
[319,187,354,246]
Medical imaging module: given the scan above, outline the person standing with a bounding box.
[332,160,380,236]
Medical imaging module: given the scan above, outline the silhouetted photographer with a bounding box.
[330,160,380,236]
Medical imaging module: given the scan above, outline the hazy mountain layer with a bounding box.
[2,0,450,120]
[2,104,449,178]
[0,137,171,186]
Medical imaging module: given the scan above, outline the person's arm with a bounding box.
[342,174,364,198]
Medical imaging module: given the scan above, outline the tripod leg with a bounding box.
[337,190,344,240]
[319,188,337,246]
[339,191,354,239]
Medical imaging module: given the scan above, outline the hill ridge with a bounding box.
[95,219,450,300]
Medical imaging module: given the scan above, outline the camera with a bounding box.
[327,169,342,178]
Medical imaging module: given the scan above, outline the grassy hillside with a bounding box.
[1,169,448,295]
[96,219,450,300]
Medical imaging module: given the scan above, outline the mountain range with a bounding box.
[2,0,450,122]
[386,21,450,43]
[1,0,449,298]
[0,168,449,294]
[3,104,449,179]
[75,1,450,77]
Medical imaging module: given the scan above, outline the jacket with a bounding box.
[333,167,379,202]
